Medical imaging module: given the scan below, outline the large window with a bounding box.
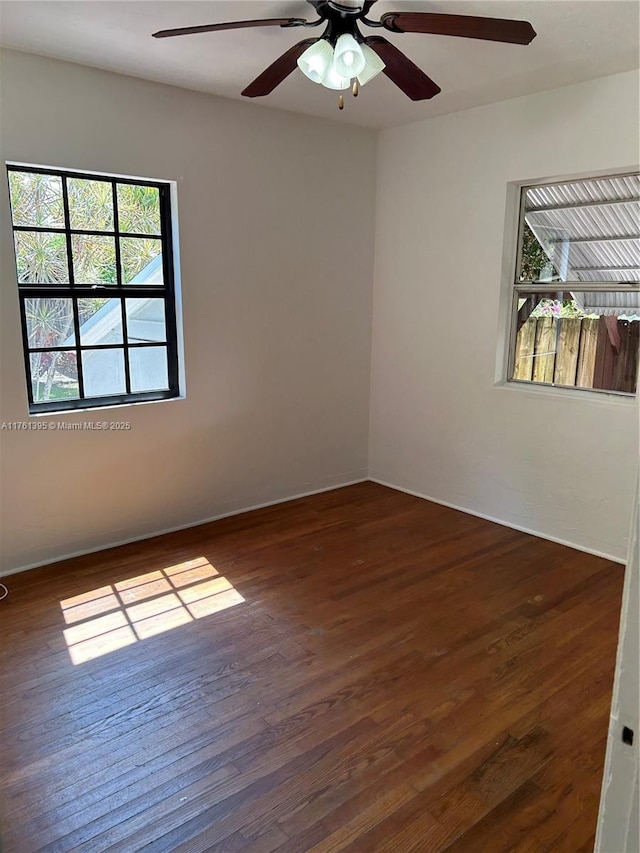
[508,172,639,396]
[7,165,180,413]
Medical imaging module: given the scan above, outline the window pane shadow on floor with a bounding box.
[60,557,245,664]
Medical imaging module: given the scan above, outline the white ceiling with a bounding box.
[0,0,638,128]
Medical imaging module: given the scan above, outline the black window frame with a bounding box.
[6,164,180,414]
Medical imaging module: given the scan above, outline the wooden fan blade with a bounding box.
[381,12,536,45]
[152,18,306,39]
[364,36,440,100]
[242,39,317,97]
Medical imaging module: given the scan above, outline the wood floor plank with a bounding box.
[0,482,624,853]
[98,719,379,853]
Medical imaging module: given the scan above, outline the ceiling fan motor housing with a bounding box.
[309,0,377,17]
[307,0,372,45]
[309,0,378,41]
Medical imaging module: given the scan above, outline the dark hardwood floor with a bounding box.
[0,482,624,853]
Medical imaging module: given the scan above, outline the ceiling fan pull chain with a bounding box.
[352,79,359,97]
[338,93,345,110]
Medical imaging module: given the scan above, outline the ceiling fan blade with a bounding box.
[381,12,536,45]
[364,36,440,100]
[242,39,317,97]
[152,18,306,39]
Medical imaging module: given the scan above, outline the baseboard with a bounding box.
[370,477,626,566]
[0,475,369,579]
[3,473,625,579]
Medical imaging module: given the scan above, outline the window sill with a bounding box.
[493,379,637,406]
[29,393,186,419]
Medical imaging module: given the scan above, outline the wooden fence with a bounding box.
[513,316,639,393]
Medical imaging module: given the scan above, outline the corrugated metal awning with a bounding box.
[524,173,640,316]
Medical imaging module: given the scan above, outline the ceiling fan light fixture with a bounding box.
[357,43,385,85]
[333,33,366,78]
[297,39,334,83]
[321,57,351,89]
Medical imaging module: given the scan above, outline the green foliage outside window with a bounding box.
[9,172,160,285]
[519,222,554,282]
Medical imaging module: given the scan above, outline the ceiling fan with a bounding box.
[152,1,537,109]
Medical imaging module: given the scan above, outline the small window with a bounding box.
[6,165,180,413]
[508,172,639,396]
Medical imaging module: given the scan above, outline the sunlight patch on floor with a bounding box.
[59,557,244,664]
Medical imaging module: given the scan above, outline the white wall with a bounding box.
[370,71,639,562]
[0,49,377,575]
